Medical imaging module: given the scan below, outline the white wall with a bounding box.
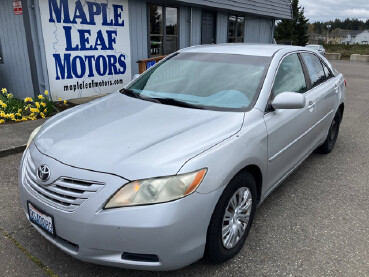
[356,31,369,45]
[0,0,34,99]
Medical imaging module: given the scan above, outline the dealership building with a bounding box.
[0,0,292,100]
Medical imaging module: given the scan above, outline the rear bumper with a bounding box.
[18,144,224,270]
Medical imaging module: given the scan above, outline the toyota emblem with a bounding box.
[37,165,50,182]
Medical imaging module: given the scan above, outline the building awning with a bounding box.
[173,0,292,19]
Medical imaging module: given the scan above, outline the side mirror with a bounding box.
[133,74,140,80]
[271,92,306,110]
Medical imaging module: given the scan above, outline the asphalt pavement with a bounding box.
[0,119,46,158]
[0,60,368,276]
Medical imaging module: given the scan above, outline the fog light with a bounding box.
[121,252,159,263]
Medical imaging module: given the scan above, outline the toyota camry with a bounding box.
[18,44,345,271]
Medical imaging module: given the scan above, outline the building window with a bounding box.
[149,5,178,57]
[228,15,245,43]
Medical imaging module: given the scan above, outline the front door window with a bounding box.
[149,5,178,57]
[228,15,245,43]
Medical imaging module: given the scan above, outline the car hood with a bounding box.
[35,92,244,180]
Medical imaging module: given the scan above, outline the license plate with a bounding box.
[28,202,55,236]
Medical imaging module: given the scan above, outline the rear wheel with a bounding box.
[205,172,257,263]
[317,110,342,154]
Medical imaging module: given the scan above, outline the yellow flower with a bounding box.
[38,95,44,100]
[7,93,13,99]
[40,112,45,118]
[2,103,7,108]
[21,117,27,121]
[0,119,4,124]
[44,90,49,95]
[18,109,22,113]
[35,102,40,108]
[58,98,62,101]
[1,88,7,94]
[44,109,47,113]
[24,97,33,102]
[64,100,67,104]
[41,102,46,107]
[0,111,5,117]
[16,113,21,117]
[30,113,35,117]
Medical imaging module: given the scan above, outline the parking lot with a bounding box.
[1,60,368,277]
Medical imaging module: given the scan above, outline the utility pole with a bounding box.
[326,24,331,44]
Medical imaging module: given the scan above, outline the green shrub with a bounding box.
[324,44,369,59]
[0,88,67,124]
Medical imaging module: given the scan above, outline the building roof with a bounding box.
[180,43,304,57]
[347,30,364,36]
[328,29,368,38]
[328,28,349,38]
[309,33,326,39]
[174,0,292,19]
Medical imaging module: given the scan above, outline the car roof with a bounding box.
[179,43,307,57]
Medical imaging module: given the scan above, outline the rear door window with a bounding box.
[301,53,326,87]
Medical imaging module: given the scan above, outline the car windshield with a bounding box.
[126,53,271,111]
[307,45,320,50]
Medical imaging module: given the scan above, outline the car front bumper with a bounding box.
[18,144,223,271]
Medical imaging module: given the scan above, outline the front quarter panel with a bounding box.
[178,108,268,197]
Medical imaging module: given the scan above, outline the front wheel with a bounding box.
[317,110,342,154]
[205,172,257,263]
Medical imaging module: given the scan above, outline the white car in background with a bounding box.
[306,44,326,56]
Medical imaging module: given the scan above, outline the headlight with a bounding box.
[105,169,207,208]
[26,126,42,149]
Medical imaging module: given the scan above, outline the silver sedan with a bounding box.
[18,44,345,271]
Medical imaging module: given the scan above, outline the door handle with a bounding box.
[334,84,339,93]
[308,101,316,111]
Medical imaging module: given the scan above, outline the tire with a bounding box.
[205,171,257,264]
[317,110,342,154]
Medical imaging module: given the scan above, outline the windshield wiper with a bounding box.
[120,88,142,99]
[120,88,160,103]
[121,89,203,109]
[152,97,204,110]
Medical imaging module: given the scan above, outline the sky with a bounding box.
[299,0,369,22]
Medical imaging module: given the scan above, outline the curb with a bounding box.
[350,54,369,62]
[0,145,26,158]
[326,53,341,60]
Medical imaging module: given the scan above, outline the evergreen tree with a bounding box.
[275,0,309,46]
[310,18,369,34]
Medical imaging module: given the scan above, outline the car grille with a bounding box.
[23,151,104,212]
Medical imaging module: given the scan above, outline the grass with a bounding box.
[324,44,369,60]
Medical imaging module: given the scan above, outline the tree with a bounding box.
[275,0,309,46]
[309,18,369,35]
